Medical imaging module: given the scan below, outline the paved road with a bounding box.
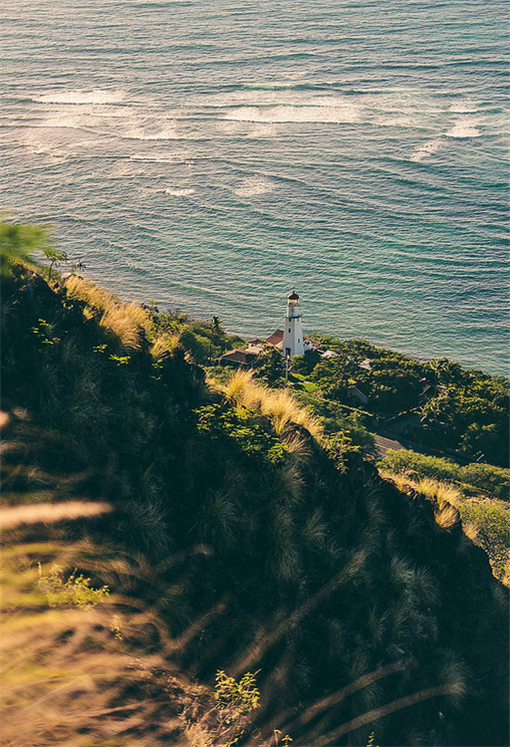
[373,432,472,465]
[374,434,407,458]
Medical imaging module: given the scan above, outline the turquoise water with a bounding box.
[1,0,508,374]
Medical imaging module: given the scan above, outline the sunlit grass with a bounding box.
[381,469,510,585]
[99,302,148,351]
[151,331,182,360]
[214,369,322,440]
[0,501,112,529]
[435,503,460,530]
[0,518,203,747]
[64,276,150,351]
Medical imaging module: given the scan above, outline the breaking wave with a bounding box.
[223,103,360,124]
[32,89,127,106]
[446,118,481,138]
[410,138,444,162]
[164,188,196,197]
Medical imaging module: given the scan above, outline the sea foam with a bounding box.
[33,89,127,106]
[410,138,444,162]
[223,103,360,125]
[446,118,481,139]
[233,177,275,197]
[164,188,196,197]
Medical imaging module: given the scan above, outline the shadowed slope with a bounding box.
[1,259,508,746]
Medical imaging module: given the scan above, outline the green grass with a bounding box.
[456,498,510,584]
[302,380,319,394]
[380,452,510,585]
[379,449,509,501]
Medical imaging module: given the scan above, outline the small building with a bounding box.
[265,329,284,349]
[304,337,320,353]
[246,337,265,353]
[218,349,258,368]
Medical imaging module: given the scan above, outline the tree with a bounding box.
[429,357,463,386]
[0,220,50,277]
[210,315,222,362]
[254,344,284,385]
[44,246,68,280]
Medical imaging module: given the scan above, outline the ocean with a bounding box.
[1,0,508,374]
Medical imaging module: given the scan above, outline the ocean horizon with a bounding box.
[1,0,508,374]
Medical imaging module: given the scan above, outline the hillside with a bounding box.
[1,242,508,746]
[378,449,509,586]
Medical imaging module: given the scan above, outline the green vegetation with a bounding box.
[379,449,510,584]
[182,670,261,747]
[379,449,509,502]
[293,391,378,460]
[1,223,508,746]
[253,343,287,385]
[0,219,51,276]
[144,302,246,365]
[38,564,110,609]
[458,500,509,582]
[291,339,509,468]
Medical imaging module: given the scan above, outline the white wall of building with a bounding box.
[282,294,305,358]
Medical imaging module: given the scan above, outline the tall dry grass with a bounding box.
[0,494,478,747]
[64,276,150,351]
[381,471,462,507]
[1,544,164,745]
[381,471,462,531]
[380,469,510,585]
[0,501,112,529]
[151,331,182,361]
[414,477,462,508]
[215,369,322,440]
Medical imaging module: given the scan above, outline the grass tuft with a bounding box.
[217,369,322,439]
[415,477,462,508]
[434,503,460,530]
[151,331,182,360]
[99,302,147,351]
[64,276,150,351]
[381,468,509,584]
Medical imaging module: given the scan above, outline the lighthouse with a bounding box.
[282,290,305,358]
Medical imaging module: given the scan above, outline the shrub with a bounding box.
[380,449,509,501]
[38,564,110,609]
[458,463,509,501]
[457,500,510,582]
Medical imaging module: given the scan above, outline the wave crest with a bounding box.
[446,118,481,139]
[223,103,359,125]
[33,89,126,106]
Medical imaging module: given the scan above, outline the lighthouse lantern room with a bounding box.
[282,290,305,358]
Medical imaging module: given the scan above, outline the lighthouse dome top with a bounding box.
[287,290,300,301]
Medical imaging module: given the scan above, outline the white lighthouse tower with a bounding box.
[282,290,305,358]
